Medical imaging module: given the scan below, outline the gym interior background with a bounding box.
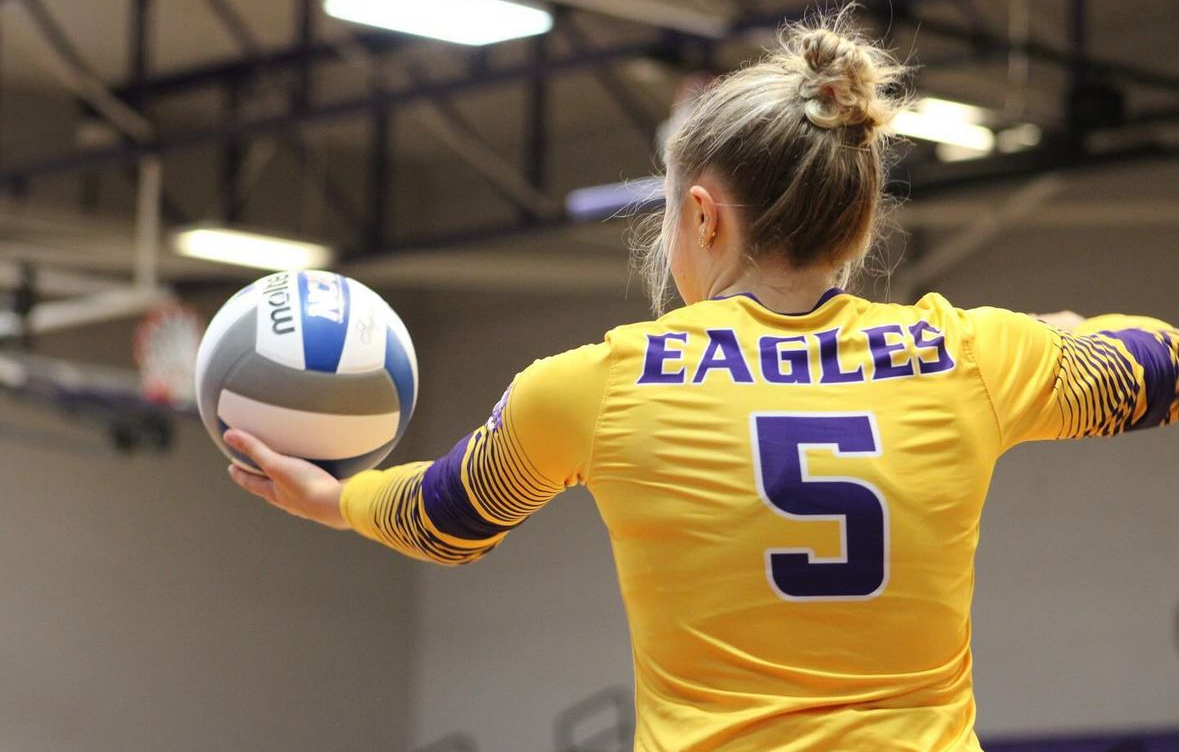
[0,1,1176,751]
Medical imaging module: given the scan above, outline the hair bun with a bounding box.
[796,27,892,139]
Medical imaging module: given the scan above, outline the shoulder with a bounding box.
[903,292,1027,344]
[503,340,615,424]
[519,341,613,386]
[500,340,615,477]
[904,291,971,329]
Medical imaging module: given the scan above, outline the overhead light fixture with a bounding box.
[566,176,664,221]
[893,98,996,154]
[912,97,989,126]
[174,227,334,271]
[323,0,552,46]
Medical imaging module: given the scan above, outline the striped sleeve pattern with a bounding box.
[461,417,566,529]
[1102,327,1179,430]
[340,343,607,564]
[1055,327,1179,439]
[343,460,501,565]
[341,413,567,566]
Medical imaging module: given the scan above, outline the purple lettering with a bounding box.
[693,329,755,384]
[909,321,955,374]
[637,332,689,384]
[759,336,812,384]
[817,328,865,384]
[864,324,916,380]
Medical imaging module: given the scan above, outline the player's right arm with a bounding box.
[224,343,610,554]
[969,307,1179,451]
[337,342,609,565]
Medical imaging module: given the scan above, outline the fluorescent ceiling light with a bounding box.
[566,176,664,220]
[914,97,989,126]
[323,0,552,46]
[894,97,996,153]
[174,227,334,271]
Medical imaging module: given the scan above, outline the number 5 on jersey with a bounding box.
[750,413,890,601]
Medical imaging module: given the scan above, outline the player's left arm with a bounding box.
[970,306,1179,449]
[338,342,611,565]
[1069,312,1179,431]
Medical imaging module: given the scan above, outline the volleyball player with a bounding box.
[225,10,1178,751]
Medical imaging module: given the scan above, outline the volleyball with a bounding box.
[194,270,418,479]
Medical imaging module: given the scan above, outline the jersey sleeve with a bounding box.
[969,307,1179,450]
[338,342,611,565]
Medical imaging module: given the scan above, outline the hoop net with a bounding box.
[133,303,203,407]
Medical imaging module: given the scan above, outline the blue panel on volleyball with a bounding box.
[299,271,352,373]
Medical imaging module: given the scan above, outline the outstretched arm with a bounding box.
[227,343,610,563]
[339,343,609,565]
[970,307,1179,450]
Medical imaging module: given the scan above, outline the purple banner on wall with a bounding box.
[985,729,1179,752]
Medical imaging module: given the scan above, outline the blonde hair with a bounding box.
[633,5,910,313]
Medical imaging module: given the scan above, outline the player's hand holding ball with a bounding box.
[224,429,347,529]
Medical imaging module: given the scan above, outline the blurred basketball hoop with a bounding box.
[133,303,202,407]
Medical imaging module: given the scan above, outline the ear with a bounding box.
[688,184,719,249]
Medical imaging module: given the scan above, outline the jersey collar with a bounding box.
[711,287,846,316]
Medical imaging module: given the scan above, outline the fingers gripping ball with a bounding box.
[195,270,418,479]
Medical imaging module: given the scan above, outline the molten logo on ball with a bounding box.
[263,272,296,335]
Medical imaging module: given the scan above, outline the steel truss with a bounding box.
[0,0,1175,260]
[1,0,1177,451]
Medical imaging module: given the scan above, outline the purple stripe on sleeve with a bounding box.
[421,433,514,541]
[1103,328,1179,431]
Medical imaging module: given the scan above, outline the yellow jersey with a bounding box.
[342,289,1179,752]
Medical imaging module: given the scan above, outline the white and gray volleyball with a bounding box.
[195,270,418,479]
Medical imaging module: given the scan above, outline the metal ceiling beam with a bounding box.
[0,39,659,184]
[109,29,404,101]
[897,139,1178,199]
[398,57,560,219]
[293,0,315,113]
[328,32,559,222]
[11,0,171,311]
[128,0,152,107]
[200,0,365,237]
[556,13,662,143]
[18,0,191,223]
[365,103,391,251]
[874,0,1179,95]
[17,0,153,143]
[523,32,549,225]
